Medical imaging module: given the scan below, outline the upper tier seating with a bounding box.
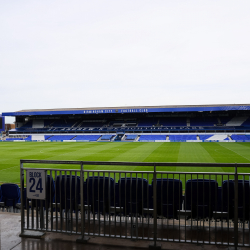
[44,120,53,127]
[138,135,166,141]
[219,117,233,125]
[190,117,218,126]
[51,119,76,128]
[138,118,156,127]
[160,117,187,126]
[19,120,33,128]
[226,117,249,126]
[74,135,101,141]
[241,117,250,126]
[80,122,105,128]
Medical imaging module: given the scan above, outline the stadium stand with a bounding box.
[100,134,114,141]
[3,104,250,141]
[169,135,197,141]
[50,119,76,128]
[198,135,213,140]
[219,116,233,125]
[80,121,105,128]
[138,135,166,141]
[226,116,249,126]
[160,117,187,126]
[74,135,101,141]
[241,117,250,126]
[138,118,156,127]
[24,135,32,141]
[18,120,33,128]
[231,134,249,141]
[47,135,76,141]
[124,135,138,140]
[6,138,24,141]
[205,134,228,141]
[190,117,218,126]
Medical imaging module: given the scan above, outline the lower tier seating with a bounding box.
[138,135,167,141]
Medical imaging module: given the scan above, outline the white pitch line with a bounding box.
[0,165,19,172]
[218,143,250,161]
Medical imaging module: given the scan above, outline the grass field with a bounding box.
[1,142,250,184]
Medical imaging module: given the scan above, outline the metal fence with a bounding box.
[19,160,250,249]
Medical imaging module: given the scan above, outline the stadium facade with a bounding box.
[2,104,250,142]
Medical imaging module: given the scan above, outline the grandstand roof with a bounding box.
[3,104,250,116]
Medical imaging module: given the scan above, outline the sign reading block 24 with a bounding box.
[26,170,46,200]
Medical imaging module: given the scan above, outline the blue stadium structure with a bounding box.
[2,104,250,142]
[0,116,5,132]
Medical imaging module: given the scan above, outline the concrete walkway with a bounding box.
[0,212,246,250]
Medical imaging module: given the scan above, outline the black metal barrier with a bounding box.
[19,160,250,250]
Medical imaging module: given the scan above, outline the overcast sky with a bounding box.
[1,0,250,123]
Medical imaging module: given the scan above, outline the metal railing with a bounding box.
[19,160,250,249]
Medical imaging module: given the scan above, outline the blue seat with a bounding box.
[85,176,114,214]
[117,177,148,215]
[152,178,182,218]
[55,175,80,211]
[0,186,2,203]
[222,180,249,220]
[1,183,21,208]
[185,179,218,219]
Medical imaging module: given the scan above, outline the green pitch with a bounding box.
[1,142,250,185]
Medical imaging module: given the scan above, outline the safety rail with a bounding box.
[19,160,250,250]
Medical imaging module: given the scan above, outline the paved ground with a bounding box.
[0,212,247,250]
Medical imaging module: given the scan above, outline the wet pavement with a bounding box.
[0,212,247,250]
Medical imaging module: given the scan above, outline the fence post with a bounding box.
[149,164,161,249]
[20,161,24,235]
[234,163,238,250]
[77,162,89,243]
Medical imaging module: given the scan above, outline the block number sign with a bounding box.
[26,170,46,200]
